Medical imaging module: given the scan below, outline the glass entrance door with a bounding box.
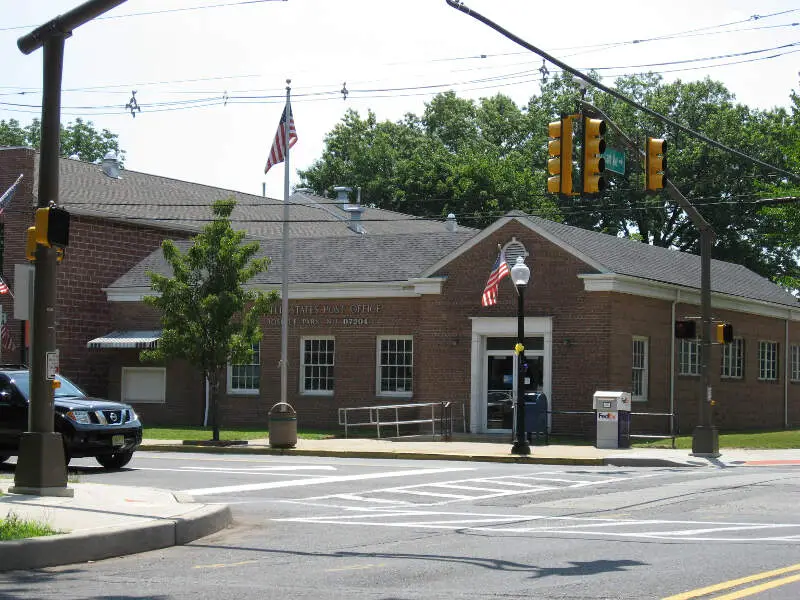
[486,353,545,432]
[486,354,514,431]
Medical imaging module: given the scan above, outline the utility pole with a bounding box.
[11,0,127,497]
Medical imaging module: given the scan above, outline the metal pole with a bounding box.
[692,229,719,456]
[511,284,530,456]
[12,0,126,497]
[280,82,291,411]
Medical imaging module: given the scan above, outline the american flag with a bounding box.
[264,101,298,175]
[481,250,510,307]
[1,321,14,352]
[0,276,8,295]
[0,174,23,216]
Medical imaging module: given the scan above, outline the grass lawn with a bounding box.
[143,426,336,441]
[633,428,800,450]
[0,512,61,541]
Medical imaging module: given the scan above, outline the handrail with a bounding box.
[338,402,463,439]
[629,411,678,449]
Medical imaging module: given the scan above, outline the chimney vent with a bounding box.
[446,213,457,232]
[101,150,121,179]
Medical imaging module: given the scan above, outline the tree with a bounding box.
[140,198,278,440]
[301,76,798,292]
[298,93,560,230]
[0,117,123,163]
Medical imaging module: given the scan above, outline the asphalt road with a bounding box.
[2,452,800,599]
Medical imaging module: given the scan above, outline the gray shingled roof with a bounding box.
[34,154,465,239]
[108,230,478,289]
[522,213,798,308]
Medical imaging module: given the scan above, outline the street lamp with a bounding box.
[510,256,531,456]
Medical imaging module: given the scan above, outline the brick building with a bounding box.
[1,146,798,435]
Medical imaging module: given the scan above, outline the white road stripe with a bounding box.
[181,466,475,496]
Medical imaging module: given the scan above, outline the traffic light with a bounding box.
[582,117,606,194]
[715,323,733,344]
[547,116,573,196]
[645,137,666,191]
[34,206,70,248]
[675,320,697,339]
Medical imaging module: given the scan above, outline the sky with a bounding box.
[1,0,799,200]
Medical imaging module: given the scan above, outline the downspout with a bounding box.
[670,292,677,436]
[785,315,790,428]
[203,377,210,427]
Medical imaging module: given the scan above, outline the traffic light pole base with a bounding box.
[690,425,720,458]
[10,432,73,497]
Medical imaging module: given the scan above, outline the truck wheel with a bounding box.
[96,450,134,470]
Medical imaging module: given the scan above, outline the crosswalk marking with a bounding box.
[298,472,654,507]
[276,509,800,542]
[181,466,475,496]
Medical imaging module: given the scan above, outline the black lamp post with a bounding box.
[510,256,531,456]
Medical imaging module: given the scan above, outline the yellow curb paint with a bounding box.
[662,563,800,599]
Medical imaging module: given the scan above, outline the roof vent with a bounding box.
[68,153,80,160]
[333,186,352,209]
[101,150,121,179]
[446,213,457,232]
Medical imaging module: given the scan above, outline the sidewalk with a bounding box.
[2,437,799,573]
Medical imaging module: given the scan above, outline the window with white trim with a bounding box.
[721,338,744,379]
[632,336,648,402]
[121,367,166,404]
[377,336,413,396]
[301,337,335,394]
[228,343,260,394]
[678,339,701,376]
[791,345,800,382]
[758,341,778,381]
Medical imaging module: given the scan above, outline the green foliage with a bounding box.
[0,117,122,163]
[141,198,278,440]
[301,73,799,293]
[634,428,800,450]
[0,511,60,540]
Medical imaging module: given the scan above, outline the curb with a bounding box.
[0,502,232,572]
[142,444,627,467]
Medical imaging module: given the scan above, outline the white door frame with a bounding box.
[470,316,553,433]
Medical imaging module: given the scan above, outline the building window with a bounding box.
[678,339,701,376]
[121,367,166,404]
[758,341,778,381]
[301,337,334,394]
[228,343,260,394]
[791,345,800,382]
[632,336,648,402]
[721,338,744,379]
[377,336,413,396]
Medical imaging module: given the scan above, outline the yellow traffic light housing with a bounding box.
[583,117,606,194]
[645,137,666,192]
[34,206,70,248]
[715,323,733,344]
[25,226,37,261]
[547,116,573,196]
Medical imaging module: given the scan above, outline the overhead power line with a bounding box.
[444,0,800,184]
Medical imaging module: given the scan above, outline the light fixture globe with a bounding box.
[510,256,530,286]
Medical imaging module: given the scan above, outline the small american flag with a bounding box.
[1,321,14,352]
[264,101,298,175]
[0,174,23,215]
[481,250,510,307]
[0,276,8,295]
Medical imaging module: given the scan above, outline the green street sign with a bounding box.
[603,148,625,175]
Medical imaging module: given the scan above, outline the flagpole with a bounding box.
[280,80,291,411]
